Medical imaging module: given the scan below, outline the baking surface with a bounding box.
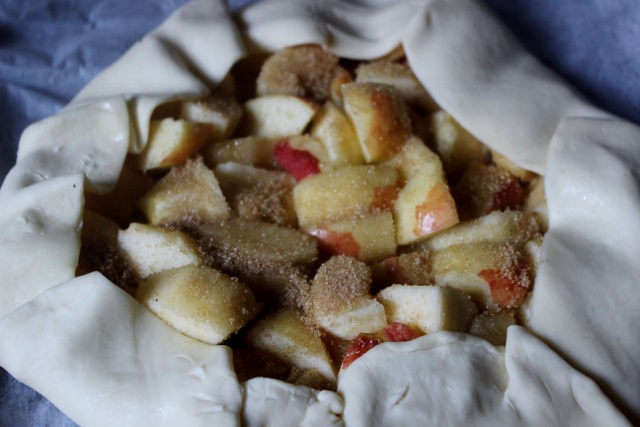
[1,0,639,425]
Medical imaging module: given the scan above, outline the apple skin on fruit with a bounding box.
[394,162,459,245]
[274,140,321,181]
[309,212,397,262]
[340,323,424,371]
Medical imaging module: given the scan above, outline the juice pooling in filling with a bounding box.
[77,45,546,390]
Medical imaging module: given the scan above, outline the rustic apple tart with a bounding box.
[1,0,638,426]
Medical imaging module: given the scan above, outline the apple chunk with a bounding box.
[197,218,318,267]
[245,308,337,384]
[214,162,297,226]
[137,265,259,345]
[342,82,412,162]
[309,212,396,262]
[394,161,459,245]
[256,45,340,101]
[118,223,203,280]
[178,95,243,141]
[308,256,387,340]
[137,156,229,226]
[415,210,540,251]
[201,136,278,169]
[377,284,477,334]
[137,118,212,171]
[274,138,323,181]
[468,309,517,346]
[453,161,524,220]
[432,111,490,179]
[310,101,364,167]
[239,95,319,138]
[383,135,441,183]
[431,242,531,309]
[293,164,399,230]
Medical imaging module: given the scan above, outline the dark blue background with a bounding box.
[1,0,639,425]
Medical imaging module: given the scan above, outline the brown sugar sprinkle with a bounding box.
[77,242,138,296]
[310,255,372,315]
[453,162,524,220]
[191,221,314,311]
[234,177,297,226]
[256,45,340,101]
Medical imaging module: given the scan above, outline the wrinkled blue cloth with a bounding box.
[1,0,639,426]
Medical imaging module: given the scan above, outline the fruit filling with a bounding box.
[77,44,547,390]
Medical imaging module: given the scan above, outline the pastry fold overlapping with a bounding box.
[0,0,638,425]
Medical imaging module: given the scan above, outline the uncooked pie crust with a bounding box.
[1,0,639,425]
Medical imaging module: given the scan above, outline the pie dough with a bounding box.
[1,0,638,425]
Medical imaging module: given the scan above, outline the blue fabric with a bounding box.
[1,0,639,425]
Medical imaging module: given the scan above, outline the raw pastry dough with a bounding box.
[0,0,638,425]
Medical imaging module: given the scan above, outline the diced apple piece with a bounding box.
[355,60,438,113]
[341,323,423,371]
[198,218,318,266]
[293,165,399,230]
[137,118,212,170]
[214,162,297,226]
[382,322,423,342]
[310,101,364,167]
[394,161,459,245]
[340,334,381,370]
[383,135,441,182]
[468,309,517,346]
[197,219,314,310]
[138,157,229,225]
[309,256,387,340]
[239,95,319,138]
[196,218,314,309]
[256,45,340,101]
[431,242,531,309]
[372,251,433,291]
[309,255,371,314]
[274,137,324,180]
[84,159,154,225]
[342,82,412,162]
[523,176,548,232]
[432,111,490,179]
[340,323,423,373]
[137,265,259,345]
[309,212,396,262]
[118,223,203,279]
[313,297,387,341]
[377,284,477,334]
[453,162,524,220]
[415,210,540,251]
[202,136,278,169]
[329,66,354,106]
[245,308,337,383]
[179,95,243,141]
